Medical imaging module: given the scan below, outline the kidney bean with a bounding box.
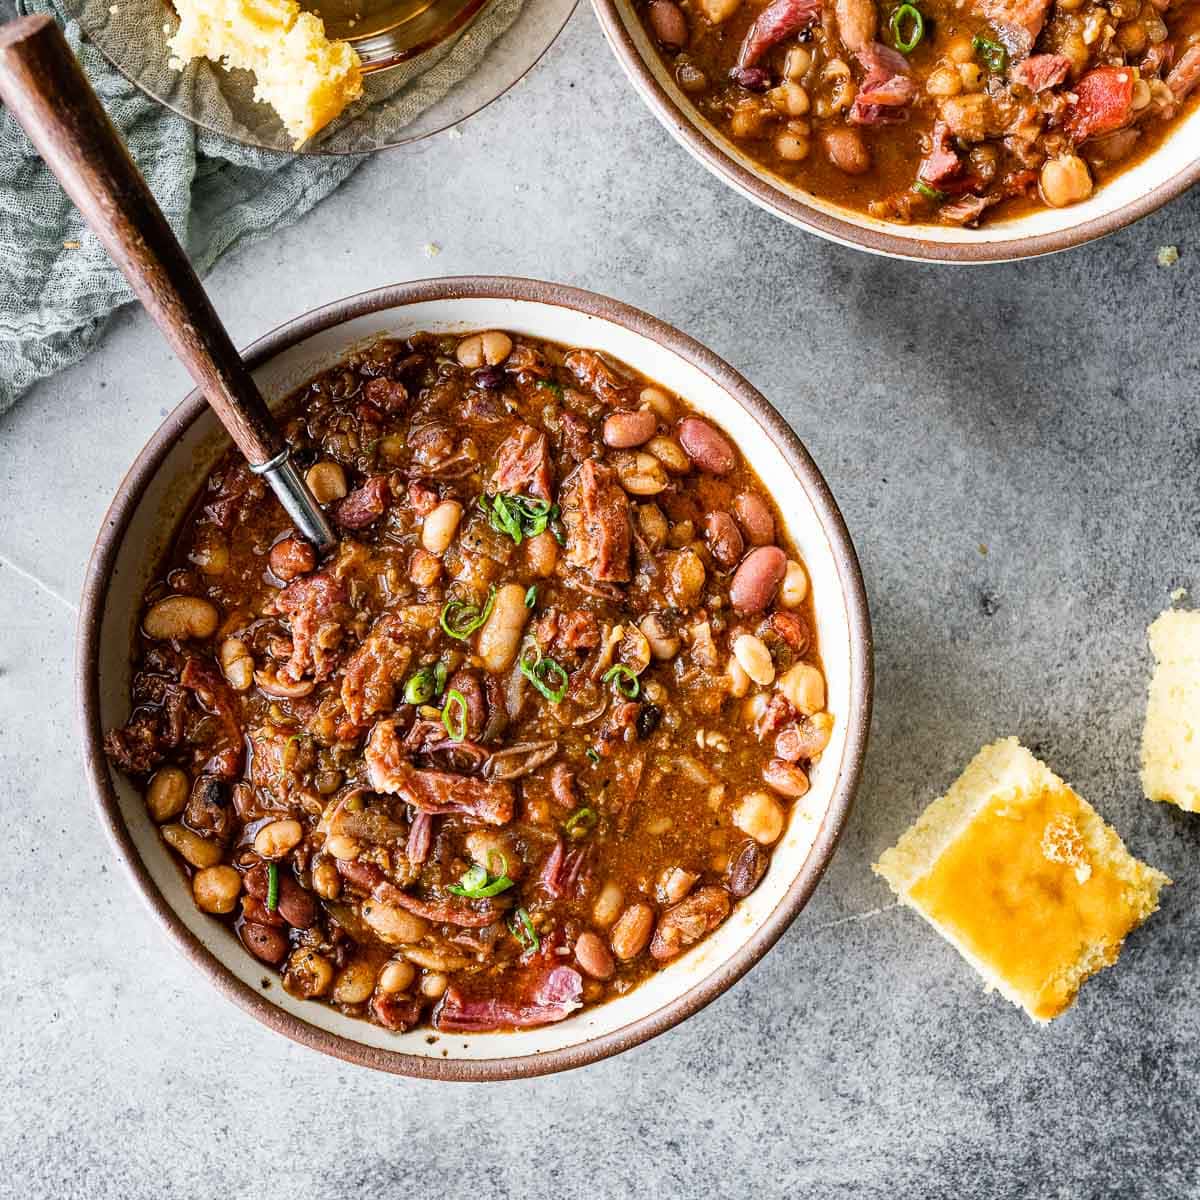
[730,66,772,92]
[678,417,736,475]
[603,409,658,449]
[610,902,655,961]
[649,886,731,962]
[472,366,505,390]
[733,492,775,546]
[704,511,744,570]
[763,758,810,799]
[725,841,768,898]
[729,545,787,613]
[241,920,288,965]
[575,931,616,980]
[648,0,688,48]
[269,536,316,581]
[244,862,318,929]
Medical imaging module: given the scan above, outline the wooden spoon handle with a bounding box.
[0,14,282,466]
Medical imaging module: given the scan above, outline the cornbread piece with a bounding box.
[168,0,363,146]
[1142,610,1200,812]
[875,738,1169,1022]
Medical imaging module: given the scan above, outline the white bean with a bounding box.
[777,662,825,715]
[476,583,529,672]
[779,560,809,608]
[305,461,347,504]
[733,791,785,845]
[732,634,775,686]
[421,500,463,556]
[143,595,219,640]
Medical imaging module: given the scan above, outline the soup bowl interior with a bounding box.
[79,278,872,1078]
[592,0,1200,263]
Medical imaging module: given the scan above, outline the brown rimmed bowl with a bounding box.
[590,0,1200,263]
[77,276,873,1079]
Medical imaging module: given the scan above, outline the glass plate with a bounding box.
[63,0,577,154]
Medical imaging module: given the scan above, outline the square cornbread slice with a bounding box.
[168,0,363,146]
[875,738,1169,1022]
[1142,610,1200,813]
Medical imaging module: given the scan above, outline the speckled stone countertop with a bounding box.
[2,10,1198,1196]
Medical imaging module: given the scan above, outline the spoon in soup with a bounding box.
[0,14,338,554]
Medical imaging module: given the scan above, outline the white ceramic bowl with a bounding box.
[78,277,873,1078]
[591,0,1200,263]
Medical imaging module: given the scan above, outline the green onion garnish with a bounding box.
[972,33,1007,72]
[266,862,279,912]
[913,180,946,202]
[508,906,540,953]
[602,664,640,699]
[442,689,469,742]
[537,380,564,399]
[440,586,496,640]
[890,3,923,52]
[585,748,601,764]
[519,645,569,703]
[479,492,559,545]
[525,584,538,608]
[403,663,447,706]
[447,856,514,898]
[564,807,598,839]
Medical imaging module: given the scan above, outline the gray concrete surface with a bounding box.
[2,9,1199,1197]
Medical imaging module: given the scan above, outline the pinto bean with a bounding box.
[733,492,775,545]
[648,0,689,46]
[269,536,316,581]
[603,409,657,448]
[763,758,810,799]
[776,712,834,760]
[593,881,624,927]
[143,595,219,641]
[244,862,317,928]
[610,902,655,960]
[726,841,768,897]
[575,931,616,979]
[824,127,871,174]
[766,610,809,653]
[729,546,787,613]
[677,417,736,475]
[476,583,530,672]
[242,921,289,965]
[733,790,785,845]
[649,886,731,961]
[704,512,744,569]
[284,947,334,998]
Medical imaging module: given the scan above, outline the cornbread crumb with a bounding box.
[1170,586,1188,603]
[874,738,1168,1022]
[168,0,363,146]
[1141,609,1200,812]
[422,242,442,258]
[1157,245,1180,267]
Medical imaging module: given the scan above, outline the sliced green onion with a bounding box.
[519,645,569,703]
[433,661,448,697]
[890,3,924,52]
[508,906,540,953]
[585,748,601,765]
[564,807,598,839]
[440,586,496,640]
[480,492,559,545]
[972,32,1007,73]
[442,689,469,742]
[448,859,514,898]
[913,180,946,202]
[602,664,640,699]
[266,862,279,912]
[524,584,538,608]
[537,380,564,400]
[403,664,443,706]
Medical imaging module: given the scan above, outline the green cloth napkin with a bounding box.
[0,1,363,411]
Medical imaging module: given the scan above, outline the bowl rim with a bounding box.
[75,275,874,1079]
[589,0,1200,264]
